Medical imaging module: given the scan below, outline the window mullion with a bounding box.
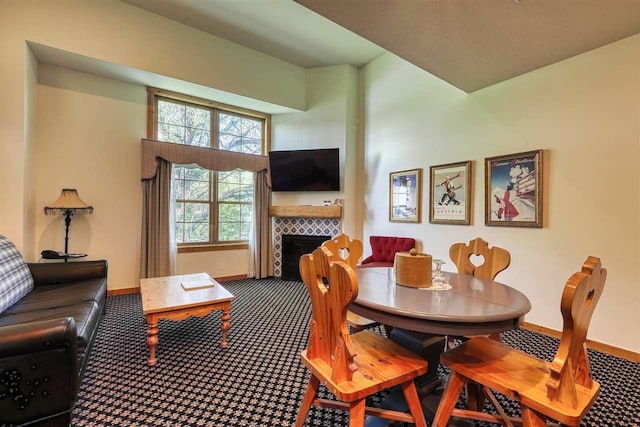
[212,109,220,149]
[211,109,219,244]
[210,170,218,244]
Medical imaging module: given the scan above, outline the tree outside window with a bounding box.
[154,96,266,245]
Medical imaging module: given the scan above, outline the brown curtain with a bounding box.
[249,170,273,278]
[141,139,272,279]
[140,159,176,278]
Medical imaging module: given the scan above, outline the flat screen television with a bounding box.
[268,148,340,191]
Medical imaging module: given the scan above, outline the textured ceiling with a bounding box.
[295,0,640,92]
[122,0,640,93]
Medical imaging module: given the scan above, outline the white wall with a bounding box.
[272,65,362,239]
[35,64,147,290]
[176,249,248,280]
[1,0,306,288]
[33,64,258,287]
[23,48,39,260]
[1,0,305,255]
[361,36,640,352]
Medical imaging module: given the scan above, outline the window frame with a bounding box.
[147,87,271,251]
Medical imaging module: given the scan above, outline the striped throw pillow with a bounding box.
[0,235,34,314]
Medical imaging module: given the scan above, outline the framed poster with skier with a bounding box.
[429,160,472,225]
[485,149,543,227]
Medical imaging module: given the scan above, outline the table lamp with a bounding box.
[44,188,93,255]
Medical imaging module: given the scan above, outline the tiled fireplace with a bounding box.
[272,217,341,277]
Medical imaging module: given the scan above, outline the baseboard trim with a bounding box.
[521,322,639,363]
[107,287,140,295]
[214,274,248,282]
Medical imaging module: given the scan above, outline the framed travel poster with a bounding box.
[389,168,422,223]
[485,149,543,227]
[429,161,472,225]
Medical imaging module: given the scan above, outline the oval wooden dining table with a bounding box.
[351,267,532,427]
[351,267,532,337]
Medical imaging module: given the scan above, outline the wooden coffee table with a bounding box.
[140,273,236,366]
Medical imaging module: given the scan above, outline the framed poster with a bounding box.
[485,149,543,227]
[429,161,472,225]
[389,168,422,223]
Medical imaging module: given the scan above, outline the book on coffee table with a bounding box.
[181,274,215,291]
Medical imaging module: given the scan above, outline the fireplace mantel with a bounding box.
[269,205,342,218]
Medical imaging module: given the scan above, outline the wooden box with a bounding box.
[395,249,432,288]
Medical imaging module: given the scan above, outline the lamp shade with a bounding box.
[44,189,93,215]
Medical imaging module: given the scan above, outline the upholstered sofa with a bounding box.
[0,236,107,426]
[359,236,416,268]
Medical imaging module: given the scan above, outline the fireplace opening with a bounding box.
[281,234,330,281]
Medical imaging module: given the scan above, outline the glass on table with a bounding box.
[432,259,447,286]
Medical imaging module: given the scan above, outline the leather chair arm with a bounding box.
[27,260,108,286]
[361,255,375,265]
[0,317,77,358]
[0,318,78,425]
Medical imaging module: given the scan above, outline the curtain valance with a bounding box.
[141,138,269,179]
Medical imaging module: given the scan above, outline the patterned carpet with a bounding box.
[73,278,639,426]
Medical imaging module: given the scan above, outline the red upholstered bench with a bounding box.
[359,236,416,268]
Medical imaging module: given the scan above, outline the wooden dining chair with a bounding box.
[448,237,511,347]
[321,233,363,269]
[449,237,511,281]
[433,256,606,427]
[295,246,428,427]
[321,234,379,333]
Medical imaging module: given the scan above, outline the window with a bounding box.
[150,89,269,247]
